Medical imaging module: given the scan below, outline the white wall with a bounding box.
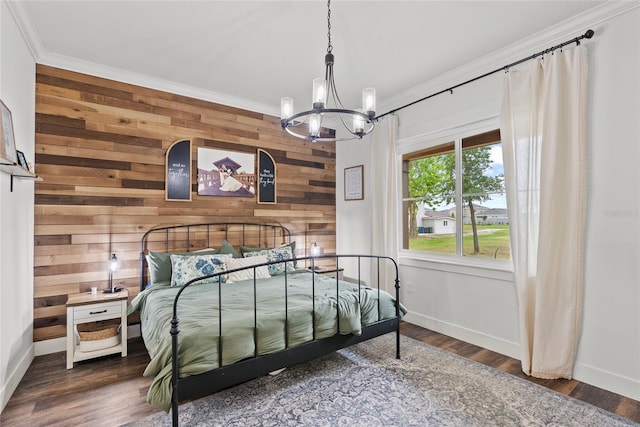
[336,138,373,276]
[573,6,639,399]
[0,0,36,412]
[338,2,640,400]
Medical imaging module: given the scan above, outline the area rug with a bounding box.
[128,334,638,427]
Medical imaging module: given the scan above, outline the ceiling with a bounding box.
[14,1,604,117]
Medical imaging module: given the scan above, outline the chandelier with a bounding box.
[280,0,376,142]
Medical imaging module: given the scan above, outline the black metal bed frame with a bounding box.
[139,223,401,427]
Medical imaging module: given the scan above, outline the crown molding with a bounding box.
[6,1,279,117]
[379,1,639,116]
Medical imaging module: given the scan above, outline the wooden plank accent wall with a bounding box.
[33,65,337,342]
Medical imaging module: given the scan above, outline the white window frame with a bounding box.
[397,117,513,272]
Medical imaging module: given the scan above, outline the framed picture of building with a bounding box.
[197,147,255,197]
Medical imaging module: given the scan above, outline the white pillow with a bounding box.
[226,255,271,283]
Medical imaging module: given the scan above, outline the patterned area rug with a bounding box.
[129,334,638,427]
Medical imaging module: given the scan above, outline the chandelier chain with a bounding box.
[326,0,333,53]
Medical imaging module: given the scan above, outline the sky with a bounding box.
[484,145,506,209]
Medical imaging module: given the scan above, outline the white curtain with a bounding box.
[500,46,587,379]
[369,115,399,294]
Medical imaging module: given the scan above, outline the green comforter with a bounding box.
[129,269,403,411]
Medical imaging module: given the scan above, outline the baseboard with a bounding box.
[403,311,521,360]
[34,337,66,356]
[33,324,142,356]
[0,343,34,413]
[573,361,640,401]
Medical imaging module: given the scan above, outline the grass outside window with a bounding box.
[409,224,511,260]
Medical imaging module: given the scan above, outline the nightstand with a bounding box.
[66,289,128,369]
[313,266,344,280]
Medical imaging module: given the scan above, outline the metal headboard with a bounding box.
[139,222,291,291]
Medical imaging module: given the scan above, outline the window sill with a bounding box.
[399,250,514,282]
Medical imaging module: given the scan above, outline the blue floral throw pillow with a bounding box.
[243,245,295,275]
[170,254,230,287]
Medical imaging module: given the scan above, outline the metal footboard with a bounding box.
[168,254,401,427]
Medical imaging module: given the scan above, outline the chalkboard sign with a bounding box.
[165,139,192,201]
[257,149,276,204]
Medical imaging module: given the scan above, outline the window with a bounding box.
[401,129,510,260]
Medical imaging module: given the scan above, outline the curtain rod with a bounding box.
[375,29,595,121]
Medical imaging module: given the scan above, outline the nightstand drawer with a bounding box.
[73,301,122,322]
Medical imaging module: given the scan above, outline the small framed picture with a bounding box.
[16,150,29,171]
[344,165,364,201]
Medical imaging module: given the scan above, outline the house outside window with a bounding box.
[401,129,511,261]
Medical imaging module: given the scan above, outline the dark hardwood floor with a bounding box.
[2,322,639,426]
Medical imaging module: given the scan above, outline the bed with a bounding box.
[130,222,403,426]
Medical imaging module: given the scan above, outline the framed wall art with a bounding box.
[344,165,364,201]
[0,99,17,164]
[197,147,255,197]
[165,139,192,201]
[257,149,276,204]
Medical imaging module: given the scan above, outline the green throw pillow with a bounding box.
[218,240,242,258]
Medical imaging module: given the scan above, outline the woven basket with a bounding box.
[77,323,120,341]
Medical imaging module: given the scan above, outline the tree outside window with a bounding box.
[402,129,510,260]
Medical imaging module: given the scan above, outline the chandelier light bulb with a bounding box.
[309,113,321,140]
[312,78,326,109]
[353,111,365,135]
[362,88,376,118]
[281,97,293,119]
